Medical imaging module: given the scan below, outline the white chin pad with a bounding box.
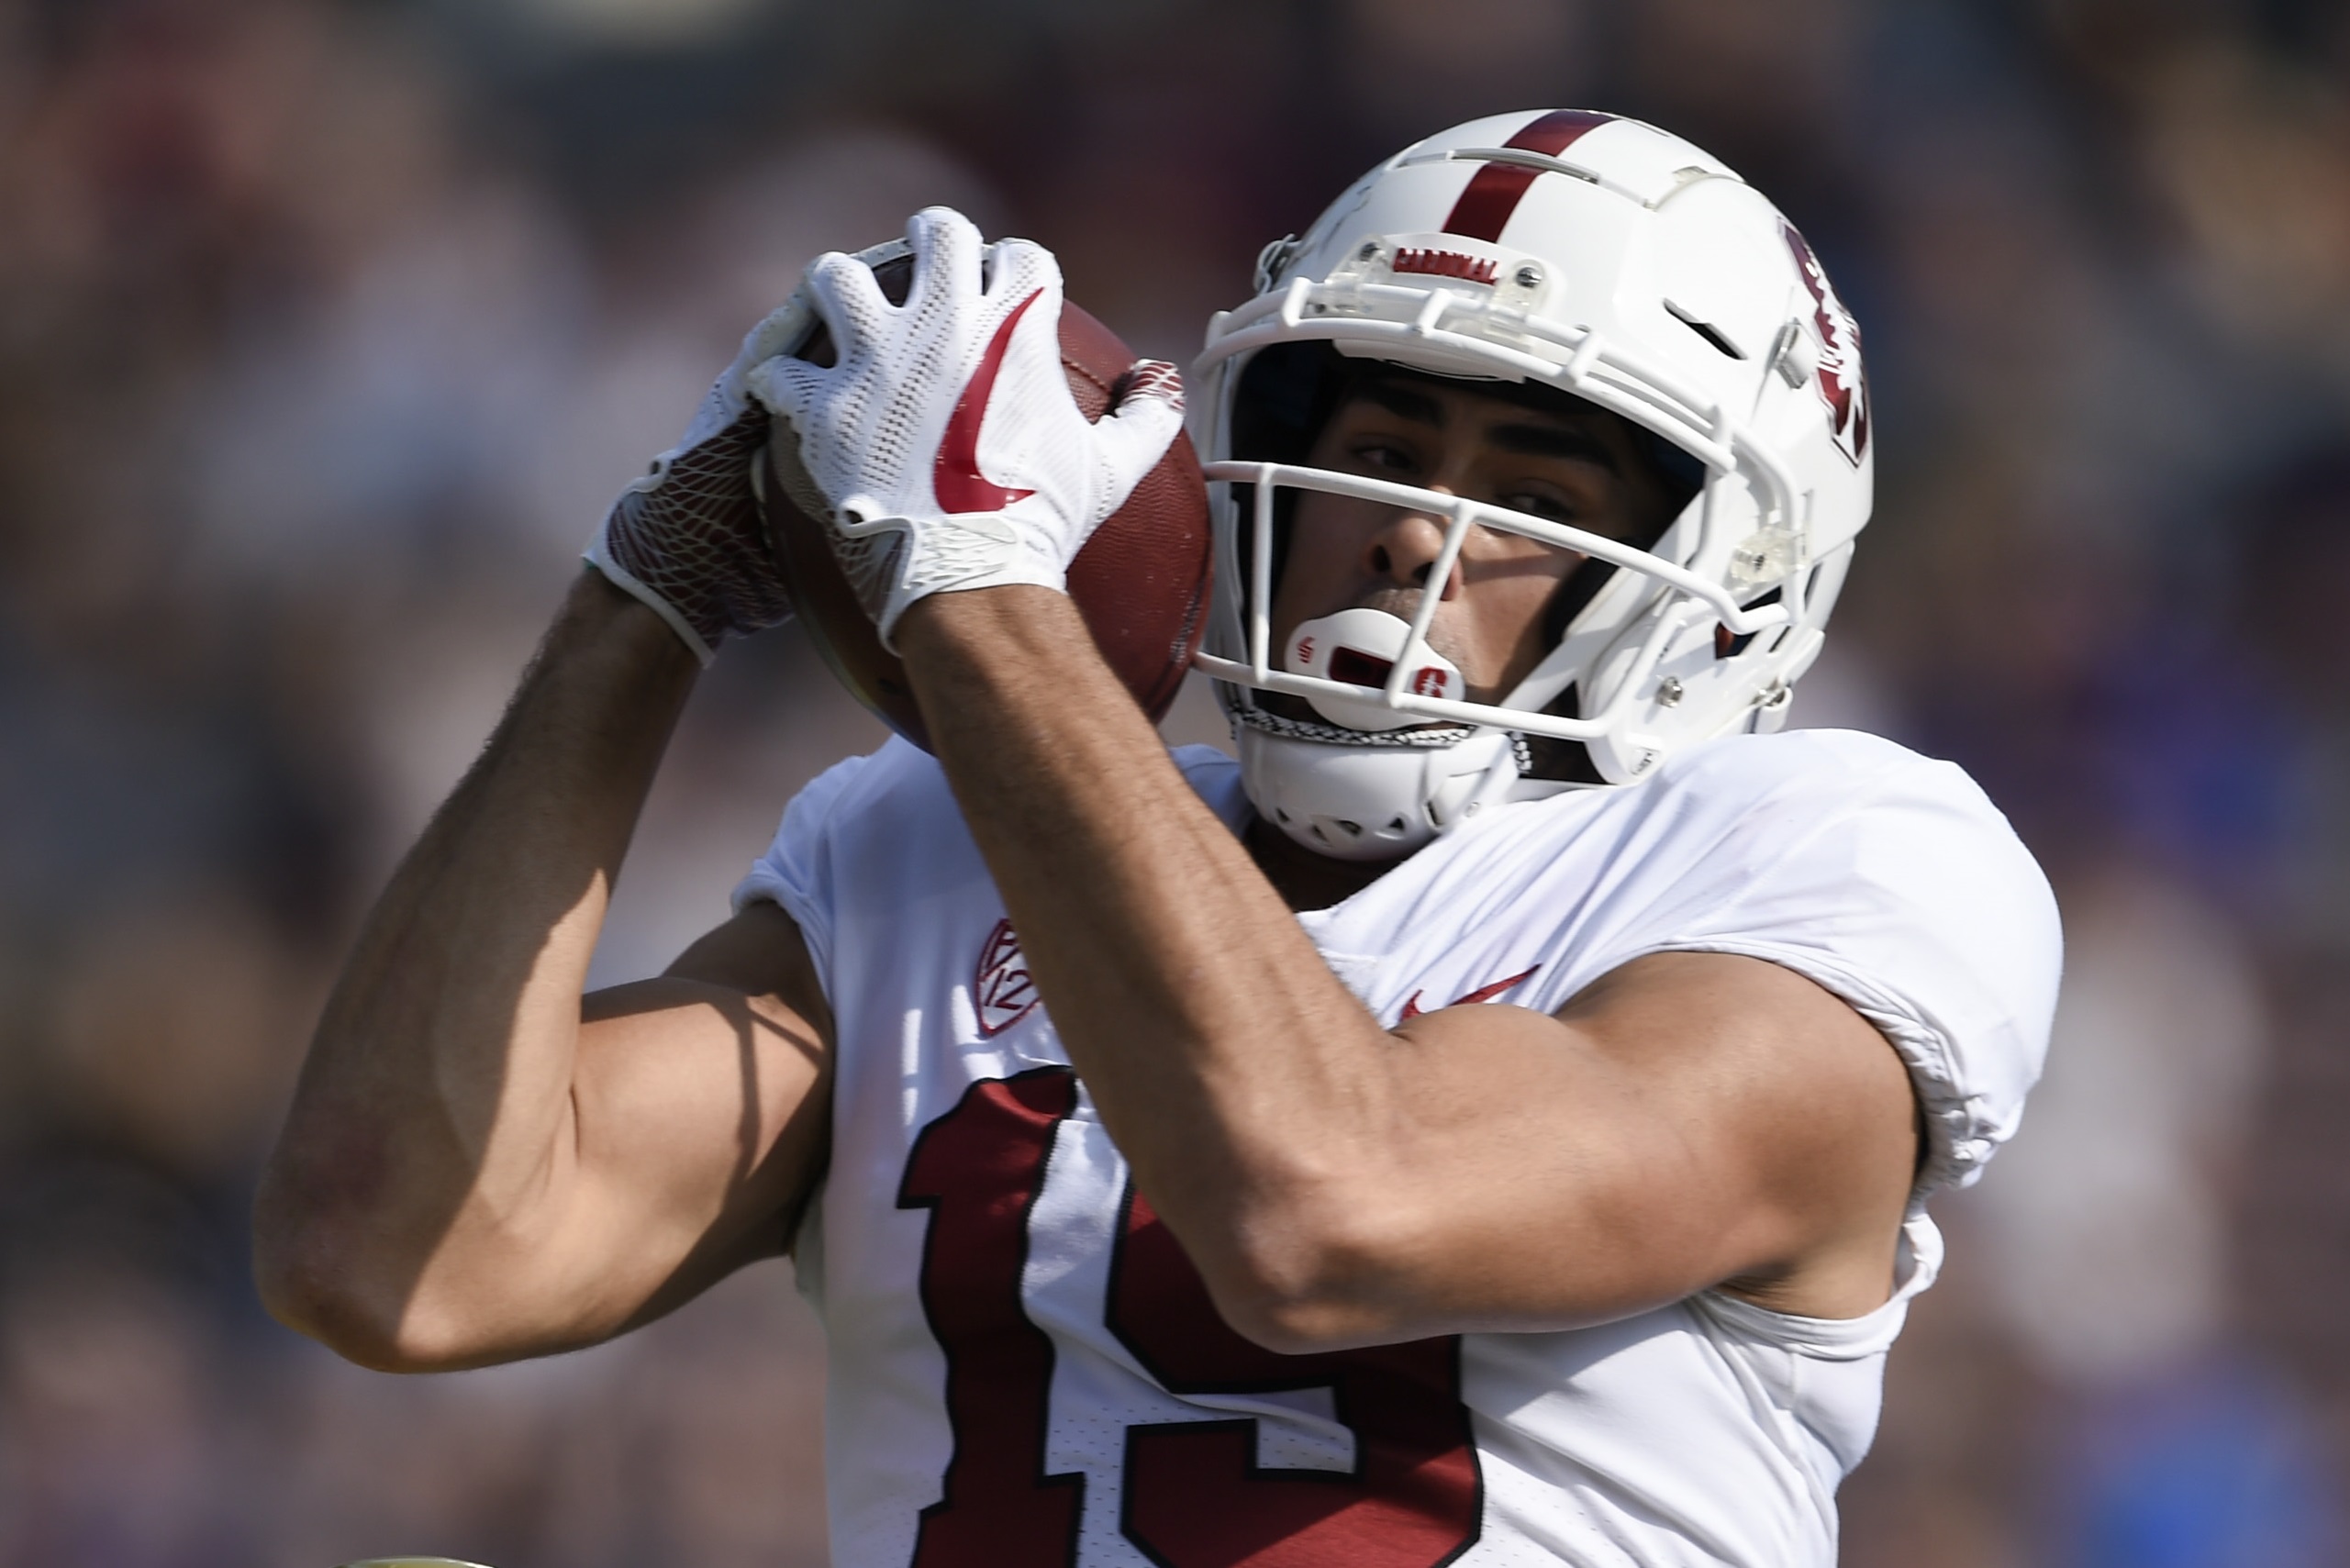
[1238,725,1515,862]
[1284,607,1464,731]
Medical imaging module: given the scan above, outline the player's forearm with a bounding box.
[255,569,699,1363]
[899,588,1415,1338]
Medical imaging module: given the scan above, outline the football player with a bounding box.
[258,112,2060,1566]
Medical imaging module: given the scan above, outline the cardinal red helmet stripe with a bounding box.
[934,288,1043,513]
[1442,110,1616,243]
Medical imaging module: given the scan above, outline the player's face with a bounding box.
[1271,379,1683,703]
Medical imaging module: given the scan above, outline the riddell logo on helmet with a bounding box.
[1779,220,1870,467]
[1394,249,1499,285]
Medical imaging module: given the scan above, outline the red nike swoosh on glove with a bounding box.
[934,288,1044,514]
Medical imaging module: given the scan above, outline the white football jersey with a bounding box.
[734,728,2060,1568]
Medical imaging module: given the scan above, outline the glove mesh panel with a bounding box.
[600,410,793,649]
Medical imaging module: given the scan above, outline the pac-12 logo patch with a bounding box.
[974,917,1041,1037]
[1780,218,1870,467]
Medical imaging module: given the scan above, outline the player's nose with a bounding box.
[1362,492,1459,598]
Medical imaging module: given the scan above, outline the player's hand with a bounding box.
[585,295,815,665]
[750,206,1185,648]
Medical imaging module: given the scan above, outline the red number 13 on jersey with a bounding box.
[899,1068,1483,1568]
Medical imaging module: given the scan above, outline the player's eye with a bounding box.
[1498,486,1576,523]
[1346,439,1420,476]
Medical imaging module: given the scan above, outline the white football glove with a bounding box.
[587,234,902,663]
[749,206,1185,648]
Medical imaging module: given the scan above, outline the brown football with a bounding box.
[759,257,1213,754]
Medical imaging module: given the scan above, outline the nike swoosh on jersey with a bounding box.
[1397,964,1543,1021]
[934,288,1044,514]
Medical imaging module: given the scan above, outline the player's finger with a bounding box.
[1088,359,1186,502]
[799,250,896,356]
[737,290,821,368]
[904,206,986,310]
[745,349,827,420]
[979,234,1062,302]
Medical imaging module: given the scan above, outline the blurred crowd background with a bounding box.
[2,0,2348,1562]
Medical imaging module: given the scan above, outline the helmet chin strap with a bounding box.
[1233,606,1565,862]
[1236,721,1524,862]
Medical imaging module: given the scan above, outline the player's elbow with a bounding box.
[1204,1193,1424,1354]
[252,1175,471,1373]
[256,1243,525,1373]
[1214,1285,1381,1356]
[252,1240,420,1372]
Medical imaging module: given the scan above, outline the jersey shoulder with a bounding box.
[1654,725,1990,816]
[774,738,1242,861]
[735,739,1244,962]
[1630,728,2062,1192]
[732,738,960,965]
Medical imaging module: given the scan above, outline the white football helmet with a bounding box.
[1192,109,1874,860]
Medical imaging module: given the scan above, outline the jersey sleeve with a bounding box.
[1635,732,2063,1194]
[731,741,901,992]
[731,739,1233,1000]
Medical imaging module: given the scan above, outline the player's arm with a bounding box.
[899,587,1916,1351]
[257,304,839,1372]
[253,573,832,1372]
